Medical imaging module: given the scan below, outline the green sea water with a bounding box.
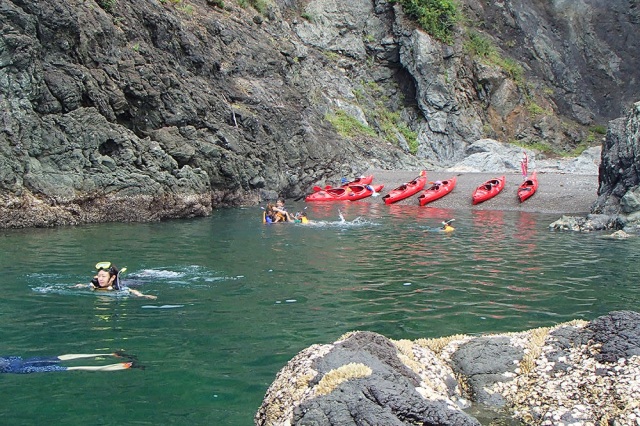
[1,202,639,425]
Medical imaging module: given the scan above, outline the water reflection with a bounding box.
[2,207,640,425]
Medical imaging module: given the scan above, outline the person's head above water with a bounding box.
[95,269,115,288]
[93,262,119,289]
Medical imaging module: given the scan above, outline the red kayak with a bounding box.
[341,175,373,187]
[472,176,505,205]
[417,177,457,206]
[312,175,374,192]
[382,172,427,205]
[517,171,538,202]
[305,184,384,202]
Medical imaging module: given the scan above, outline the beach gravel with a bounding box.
[356,170,598,215]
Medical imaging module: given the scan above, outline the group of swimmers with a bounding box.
[263,199,308,223]
[263,198,454,233]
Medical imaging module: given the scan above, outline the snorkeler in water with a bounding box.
[441,219,455,232]
[0,352,140,374]
[75,262,157,299]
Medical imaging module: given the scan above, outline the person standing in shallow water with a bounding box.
[75,262,157,299]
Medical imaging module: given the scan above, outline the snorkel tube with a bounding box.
[114,267,127,290]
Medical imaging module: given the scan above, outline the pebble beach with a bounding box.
[360,169,599,215]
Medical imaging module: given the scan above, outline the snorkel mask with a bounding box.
[95,261,113,272]
[95,262,127,274]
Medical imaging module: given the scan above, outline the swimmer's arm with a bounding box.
[128,289,157,300]
[74,277,99,289]
[73,283,94,288]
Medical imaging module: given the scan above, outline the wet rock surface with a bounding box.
[256,311,640,426]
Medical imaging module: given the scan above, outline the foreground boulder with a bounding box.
[256,311,640,425]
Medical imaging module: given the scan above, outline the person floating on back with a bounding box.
[1,351,140,374]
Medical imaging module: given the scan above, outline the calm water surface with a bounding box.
[2,202,639,425]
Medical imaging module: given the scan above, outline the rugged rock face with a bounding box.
[549,101,640,232]
[461,0,640,125]
[256,311,640,425]
[1,0,639,227]
[595,102,640,218]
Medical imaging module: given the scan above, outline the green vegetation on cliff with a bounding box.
[464,30,524,85]
[325,111,377,139]
[392,0,460,44]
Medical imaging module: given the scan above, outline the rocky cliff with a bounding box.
[1,0,639,227]
[549,101,640,233]
[596,102,640,219]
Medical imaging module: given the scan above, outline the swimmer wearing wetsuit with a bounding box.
[0,352,136,374]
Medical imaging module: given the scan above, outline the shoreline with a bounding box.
[345,169,600,215]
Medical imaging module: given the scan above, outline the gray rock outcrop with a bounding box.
[257,311,640,425]
[446,139,601,175]
[550,101,640,233]
[2,0,639,228]
[595,101,640,220]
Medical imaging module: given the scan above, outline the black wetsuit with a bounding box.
[0,356,68,374]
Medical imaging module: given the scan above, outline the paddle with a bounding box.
[312,184,338,191]
[407,170,428,186]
